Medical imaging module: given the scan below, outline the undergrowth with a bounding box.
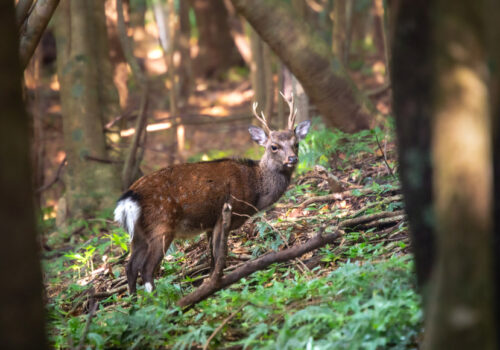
[43,120,422,349]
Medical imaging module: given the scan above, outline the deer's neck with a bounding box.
[256,160,292,210]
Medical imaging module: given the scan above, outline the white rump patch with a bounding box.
[114,197,141,242]
[145,282,153,293]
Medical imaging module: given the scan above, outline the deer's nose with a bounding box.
[288,155,298,164]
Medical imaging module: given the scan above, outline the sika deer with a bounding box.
[114,93,310,293]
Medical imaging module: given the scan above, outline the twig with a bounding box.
[36,156,66,193]
[76,288,98,350]
[375,133,396,179]
[202,303,247,350]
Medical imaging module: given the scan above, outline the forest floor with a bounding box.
[42,120,423,349]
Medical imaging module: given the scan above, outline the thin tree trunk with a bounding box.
[54,0,121,218]
[178,0,193,106]
[332,0,346,63]
[152,0,180,163]
[0,2,47,348]
[230,0,375,132]
[116,0,148,188]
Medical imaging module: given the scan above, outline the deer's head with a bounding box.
[249,93,311,173]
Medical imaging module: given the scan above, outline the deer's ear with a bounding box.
[248,126,268,146]
[295,120,311,141]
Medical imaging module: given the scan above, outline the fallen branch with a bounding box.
[93,285,128,299]
[365,82,391,96]
[177,229,340,309]
[300,186,401,208]
[340,210,405,229]
[299,187,374,208]
[363,215,406,229]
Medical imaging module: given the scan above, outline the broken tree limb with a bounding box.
[212,202,232,282]
[177,229,340,309]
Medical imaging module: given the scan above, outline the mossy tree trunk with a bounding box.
[54,0,121,218]
[230,0,375,133]
[393,1,499,348]
[0,1,47,348]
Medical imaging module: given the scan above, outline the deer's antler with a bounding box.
[252,102,271,134]
[280,91,297,130]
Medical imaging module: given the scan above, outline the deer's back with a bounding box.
[130,159,261,237]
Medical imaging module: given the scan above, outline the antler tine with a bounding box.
[280,91,297,130]
[252,102,271,134]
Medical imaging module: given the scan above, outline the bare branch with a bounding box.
[36,156,66,193]
[19,0,60,69]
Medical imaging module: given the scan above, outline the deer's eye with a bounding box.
[270,145,279,152]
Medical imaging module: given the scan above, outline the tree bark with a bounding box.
[0,2,47,348]
[332,0,347,63]
[487,1,500,346]
[54,0,121,218]
[393,1,499,349]
[391,0,435,289]
[230,0,375,133]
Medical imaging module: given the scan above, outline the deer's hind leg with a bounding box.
[127,227,148,294]
[141,224,175,292]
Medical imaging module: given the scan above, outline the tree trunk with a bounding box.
[392,1,499,349]
[190,0,242,78]
[423,1,496,348]
[230,0,375,133]
[249,25,273,124]
[0,1,47,348]
[391,0,435,289]
[332,0,347,63]
[54,0,121,218]
[178,0,193,106]
[487,2,500,345]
